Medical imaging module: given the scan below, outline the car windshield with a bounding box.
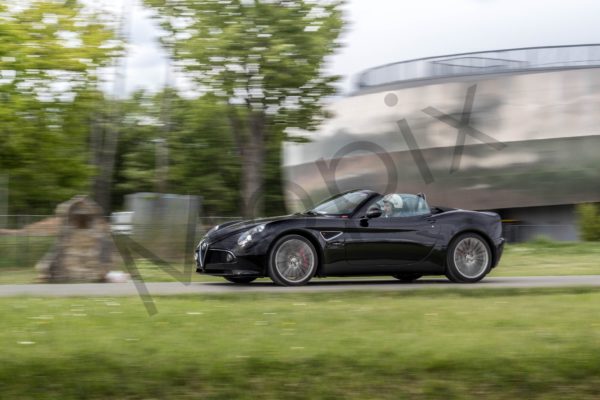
[306,191,370,215]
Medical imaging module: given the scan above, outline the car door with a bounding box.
[343,213,439,274]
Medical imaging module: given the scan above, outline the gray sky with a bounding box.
[104,0,600,96]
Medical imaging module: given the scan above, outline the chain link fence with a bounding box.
[0,215,57,270]
[0,215,243,270]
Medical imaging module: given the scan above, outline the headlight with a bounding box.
[237,224,265,247]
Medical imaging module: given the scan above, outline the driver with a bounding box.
[382,194,403,218]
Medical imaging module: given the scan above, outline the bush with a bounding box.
[576,203,600,241]
[528,234,556,246]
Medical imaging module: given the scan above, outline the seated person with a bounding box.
[382,194,404,217]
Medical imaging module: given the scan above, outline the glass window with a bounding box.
[308,191,370,215]
[373,194,430,218]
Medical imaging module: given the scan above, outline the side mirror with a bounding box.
[366,206,382,219]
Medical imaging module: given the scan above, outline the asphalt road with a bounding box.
[1,275,600,297]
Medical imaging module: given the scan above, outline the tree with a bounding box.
[0,1,116,215]
[144,0,344,217]
[114,90,242,216]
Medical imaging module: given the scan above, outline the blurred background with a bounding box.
[1,0,600,266]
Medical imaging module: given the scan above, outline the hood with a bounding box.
[203,215,298,243]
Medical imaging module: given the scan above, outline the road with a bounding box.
[1,275,600,297]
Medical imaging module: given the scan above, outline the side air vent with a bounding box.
[320,231,343,241]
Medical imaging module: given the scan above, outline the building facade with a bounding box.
[283,45,600,241]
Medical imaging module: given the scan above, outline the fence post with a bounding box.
[0,175,7,229]
[24,215,30,268]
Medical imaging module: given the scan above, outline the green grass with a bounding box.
[490,240,600,277]
[2,288,600,399]
[0,268,41,284]
[0,261,227,284]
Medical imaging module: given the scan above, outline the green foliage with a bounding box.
[144,0,343,126]
[113,90,242,216]
[143,0,345,216]
[166,94,242,215]
[576,203,600,241]
[0,90,105,214]
[0,2,117,215]
[1,1,345,216]
[0,1,114,84]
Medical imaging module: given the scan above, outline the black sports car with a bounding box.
[195,189,504,286]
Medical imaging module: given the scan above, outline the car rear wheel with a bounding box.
[393,273,423,282]
[224,276,256,284]
[268,234,317,286]
[446,233,491,283]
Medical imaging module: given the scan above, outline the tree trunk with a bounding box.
[154,138,168,193]
[90,117,119,215]
[241,112,266,218]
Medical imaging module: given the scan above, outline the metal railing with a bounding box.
[356,44,600,89]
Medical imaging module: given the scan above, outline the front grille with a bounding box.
[198,240,208,267]
[205,249,235,264]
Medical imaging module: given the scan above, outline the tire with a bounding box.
[224,276,257,284]
[446,233,492,283]
[393,273,423,282]
[268,234,318,286]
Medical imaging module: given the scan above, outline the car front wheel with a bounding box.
[446,233,492,283]
[268,234,317,286]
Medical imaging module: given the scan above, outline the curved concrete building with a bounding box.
[283,44,600,241]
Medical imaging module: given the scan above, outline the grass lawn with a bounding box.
[1,288,600,399]
[490,240,600,277]
[1,239,599,284]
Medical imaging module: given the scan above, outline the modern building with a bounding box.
[283,44,600,241]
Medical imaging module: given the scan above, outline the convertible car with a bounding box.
[195,189,504,286]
